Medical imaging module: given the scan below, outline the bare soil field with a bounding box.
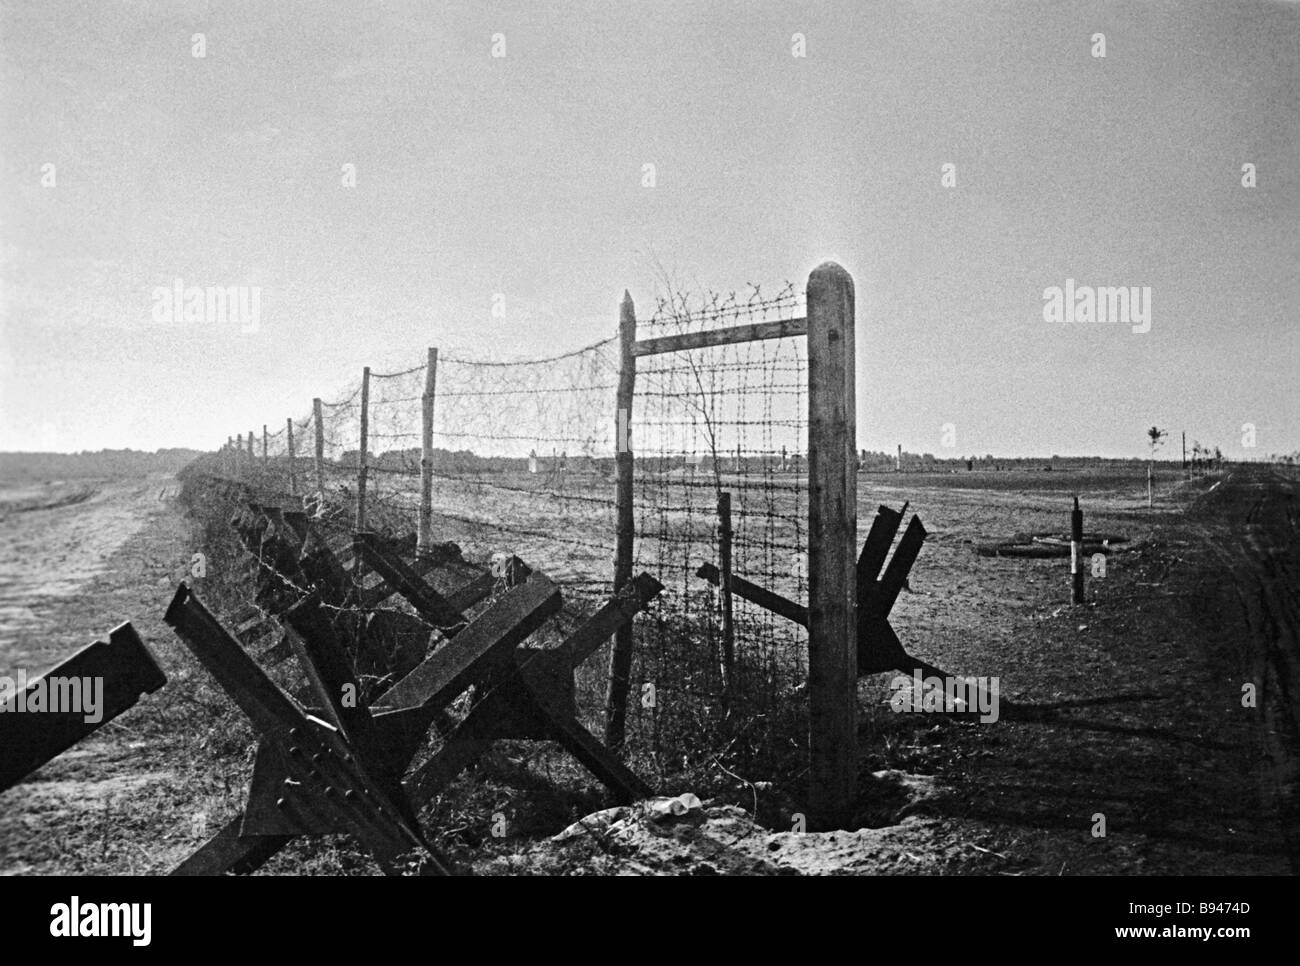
[1,461,1296,875]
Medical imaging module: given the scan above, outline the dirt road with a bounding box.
[0,474,197,875]
[0,476,184,672]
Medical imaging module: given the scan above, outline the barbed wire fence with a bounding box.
[195,276,829,831]
[422,340,621,584]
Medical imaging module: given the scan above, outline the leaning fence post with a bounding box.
[356,367,371,532]
[418,348,439,556]
[286,418,298,496]
[312,397,325,496]
[226,436,235,478]
[718,490,735,697]
[806,261,858,831]
[246,431,255,478]
[604,290,638,749]
[262,424,268,470]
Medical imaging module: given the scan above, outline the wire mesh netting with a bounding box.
[628,283,809,768]
[418,340,621,583]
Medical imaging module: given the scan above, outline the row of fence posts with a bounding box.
[218,355,439,558]
[213,261,862,831]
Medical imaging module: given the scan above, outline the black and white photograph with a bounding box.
[0,0,1295,940]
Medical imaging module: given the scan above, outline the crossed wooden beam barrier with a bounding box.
[0,623,167,794]
[165,583,455,875]
[224,505,472,698]
[697,504,1002,710]
[354,533,660,805]
[168,534,662,875]
[228,502,447,649]
[165,574,558,875]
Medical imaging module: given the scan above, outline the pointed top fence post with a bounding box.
[356,367,371,531]
[286,417,298,496]
[312,398,325,496]
[604,289,638,749]
[418,348,439,556]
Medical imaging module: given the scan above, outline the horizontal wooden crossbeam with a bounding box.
[632,317,807,357]
[696,563,807,626]
[697,508,976,690]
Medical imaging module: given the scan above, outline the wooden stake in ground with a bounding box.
[261,424,268,469]
[718,490,735,697]
[418,348,438,556]
[356,367,370,531]
[286,418,297,496]
[805,261,858,831]
[604,290,638,749]
[1071,496,1085,604]
[312,397,325,496]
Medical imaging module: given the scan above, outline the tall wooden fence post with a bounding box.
[718,490,735,697]
[261,424,268,470]
[418,348,439,556]
[806,261,858,831]
[357,367,371,532]
[286,418,298,496]
[312,397,325,496]
[226,436,236,478]
[604,290,638,749]
[246,431,255,477]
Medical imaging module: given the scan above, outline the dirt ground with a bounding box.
[0,477,175,661]
[1,463,1296,875]
[0,474,203,875]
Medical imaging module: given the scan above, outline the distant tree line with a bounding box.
[1,448,202,480]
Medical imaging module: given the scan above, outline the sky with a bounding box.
[1,0,1297,459]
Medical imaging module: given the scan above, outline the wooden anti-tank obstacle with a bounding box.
[0,623,166,794]
[698,502,1001,713]
[168,529,662,875]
